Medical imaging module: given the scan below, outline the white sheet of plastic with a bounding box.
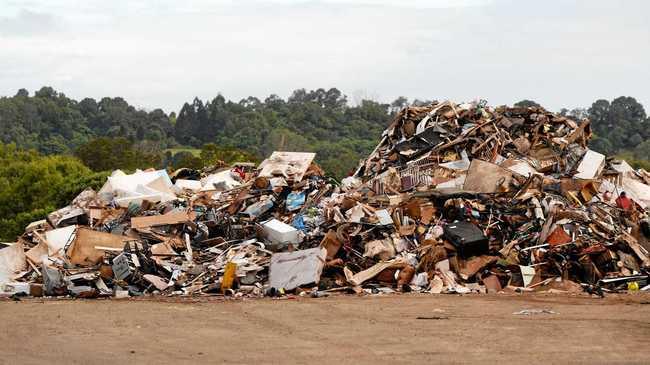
[45,225,76,256]
[269,247,326,290]
[98,169,176,206]
[200,170,241,192]
[175,179,202,192]
[101,169,173,196]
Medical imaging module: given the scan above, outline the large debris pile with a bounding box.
[2,101,650,299]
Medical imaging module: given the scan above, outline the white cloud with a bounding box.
[0,0,648,114]
[253,0,492,8]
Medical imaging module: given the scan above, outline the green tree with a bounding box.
[0,143,107,240]
[171,151,203,170]
[588,96,647,155]
[514,99,541,108]
[590,135,614,155]
[199,143,257,167]
[0,87,177,155]
[75,137,161,172]
[200,143,222,166]
[633,140,650,160]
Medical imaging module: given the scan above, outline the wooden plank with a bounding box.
[130,210,195,229]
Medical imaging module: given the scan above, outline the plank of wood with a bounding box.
[130,211,195,229]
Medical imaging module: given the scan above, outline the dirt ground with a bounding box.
[1,293,649,365]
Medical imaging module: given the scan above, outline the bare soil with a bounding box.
[1,293,649,364]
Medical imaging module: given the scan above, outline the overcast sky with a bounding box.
[1,0,648,114]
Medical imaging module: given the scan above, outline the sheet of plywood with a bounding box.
[66,228,132,266]
[347,258,409,286]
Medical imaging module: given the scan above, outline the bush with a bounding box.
[0,143,108,240]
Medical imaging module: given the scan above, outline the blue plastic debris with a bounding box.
[286,191,306,211]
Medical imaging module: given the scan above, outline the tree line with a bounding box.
[2,86,648,177]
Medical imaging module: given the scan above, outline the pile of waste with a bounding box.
[1,100,650,299]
